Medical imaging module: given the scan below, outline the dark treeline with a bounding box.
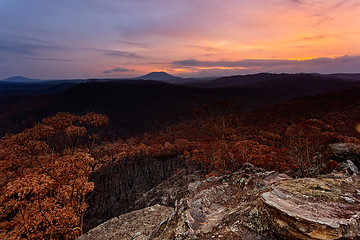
[1,74,360,139]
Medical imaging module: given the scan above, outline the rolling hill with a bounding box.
[1,76,43,83]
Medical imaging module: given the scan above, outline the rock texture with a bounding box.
[334,160,359,176]
[77,204,173,240]
[329,143,360,168]
[138,167,292,239]
[80,164,360,240]
[261,178,360,239]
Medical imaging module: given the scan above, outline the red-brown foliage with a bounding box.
[2,90,360,239]
[0,112,108,239]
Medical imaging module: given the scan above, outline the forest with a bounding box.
[1,74,360,239]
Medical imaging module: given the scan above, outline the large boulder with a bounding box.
[153,166,290,239]
[77,204,173,240]
[260,177,360,240]
[329,143,360,168]
[334,160,359,176]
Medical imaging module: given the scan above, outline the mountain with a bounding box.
[186,73,360,89]
[1,76,43,83]
[246,73,360,96]
[137,72,181,81]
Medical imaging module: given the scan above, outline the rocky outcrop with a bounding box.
[329,143,360,168]
[133,170,204,209]
[80,164,360,240]
[146,166,292,239]
[260,177,360,239]
[77,204,173,240]
[334,160,359,176]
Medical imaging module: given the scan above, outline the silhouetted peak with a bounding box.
[137,72,181,81]
[2,76,43,83]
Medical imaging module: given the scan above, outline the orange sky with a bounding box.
[0,0,359,79]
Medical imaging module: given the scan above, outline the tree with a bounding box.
[191,101,245,172]
[284,119,341,177]
[0,112,108,239]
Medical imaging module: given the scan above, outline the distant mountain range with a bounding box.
[186,73,360,88]
[2,72,360,88]
[1,72,181,83]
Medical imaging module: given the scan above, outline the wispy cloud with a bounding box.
[104,50,143,58]
[83,47,144,59]
[0,38,64,56]
[23,57,71,62]
[183,45,223,52]
[301,34,330,41]
[110,39,150,48]
[300,32,359,42]
[11,36,56,45]
[171,58,298,68]
[103,67,134,74]
[0,45,36,55]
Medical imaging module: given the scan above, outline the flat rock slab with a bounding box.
[78,204,173,240]
[261,178,360,240]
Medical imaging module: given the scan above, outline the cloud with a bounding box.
[0,37,64,56]
[171,58,298,68]
[301,34,330,41]
[23,57,71,62]
[83,48,145,58]
[110,40,150,48]
[12,36,56,45]
[170,55,360,77]
[104,50,143,58]
[0,45,36,55]
[301,32,358,41]
[180,45,223,53]
[103,67,134,74]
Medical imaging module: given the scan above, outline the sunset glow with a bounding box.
[1,0,360,79]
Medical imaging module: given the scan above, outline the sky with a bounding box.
[0,0,360,79]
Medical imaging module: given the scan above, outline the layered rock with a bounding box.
[260,178,360,239]
[79,164,360,240]
[149,167,290,239]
